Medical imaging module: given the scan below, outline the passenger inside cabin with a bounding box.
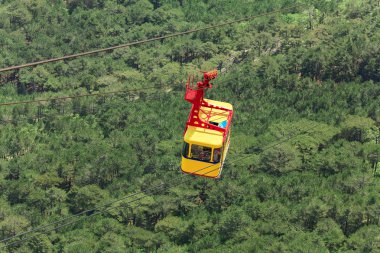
[191,144,211,161]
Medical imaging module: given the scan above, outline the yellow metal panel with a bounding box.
[181,157,221,178]
[200,99,232,124]
[204,99,233,110]
[184,126,223,148]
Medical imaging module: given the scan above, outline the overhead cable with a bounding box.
[0,4,304,73]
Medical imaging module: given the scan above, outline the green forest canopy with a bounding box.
[0,0,380,252]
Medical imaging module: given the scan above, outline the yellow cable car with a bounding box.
[181,70,233,178]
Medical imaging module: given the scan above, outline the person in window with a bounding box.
[199,149,211,161]
[191,144,212,161]
[213,148,221,163]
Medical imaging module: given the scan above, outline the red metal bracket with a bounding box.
[184,70,233,141]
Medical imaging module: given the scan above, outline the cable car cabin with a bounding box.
[182,99,232,178]
[181,70,233,178]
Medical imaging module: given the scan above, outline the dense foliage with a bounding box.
[0,0,380,252]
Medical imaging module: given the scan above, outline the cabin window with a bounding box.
[213,147,222,163]
[219,120,227,128]
[182,142,190,158]
[190,144,212,162]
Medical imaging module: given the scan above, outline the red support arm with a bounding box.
[184,70,233,141]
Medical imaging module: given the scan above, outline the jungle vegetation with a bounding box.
[0,0,380,252]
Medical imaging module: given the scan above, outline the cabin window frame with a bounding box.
[182,142,190,158]
[182,142,222,164]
